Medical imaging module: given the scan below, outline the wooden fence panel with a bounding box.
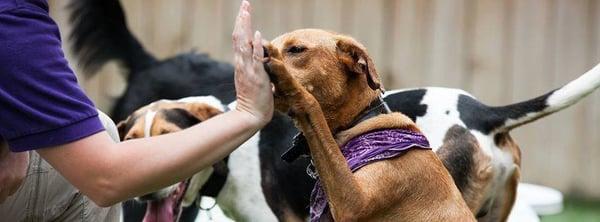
[589,0,600,197]
[510,0,558,193]
[428,0,470,89]
[47,0,600,198]
[390,0,434,88]
[549,0,592,191]
[469,0,514,104]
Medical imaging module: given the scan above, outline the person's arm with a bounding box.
[38,110,262,207]
[38,0,268,207]
[0,143,29,203]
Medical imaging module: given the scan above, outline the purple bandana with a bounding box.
[310,129,431,221]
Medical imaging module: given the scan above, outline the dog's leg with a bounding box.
[498,167,519,222]
[267,58,369,220]
[477,167,520,222]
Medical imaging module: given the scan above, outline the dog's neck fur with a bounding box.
[317,80,381,133]
[335,112,420,145]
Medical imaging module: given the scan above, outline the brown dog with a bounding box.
[264,29,475,221]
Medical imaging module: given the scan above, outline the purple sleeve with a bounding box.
[0,2,104,152]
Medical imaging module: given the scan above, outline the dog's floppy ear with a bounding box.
[184,103,223,121]
[336,36,383,91]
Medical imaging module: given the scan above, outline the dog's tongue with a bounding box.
[142,182,188,222]
[142,198,174,222]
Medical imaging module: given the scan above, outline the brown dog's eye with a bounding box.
[287,46,307,54]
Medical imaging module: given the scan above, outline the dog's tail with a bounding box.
[68,0,156,77]
[490,63,600,133]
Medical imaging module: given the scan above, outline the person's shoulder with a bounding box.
[0,0,48,14]
[0,0,18,13]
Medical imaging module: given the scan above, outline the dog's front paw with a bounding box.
[264,57,317,116]
[264,58,300,95]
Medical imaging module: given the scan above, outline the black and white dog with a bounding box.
[69,0,600,221]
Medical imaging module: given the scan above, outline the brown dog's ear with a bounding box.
[184,103,224,121]
[336,36,383,91]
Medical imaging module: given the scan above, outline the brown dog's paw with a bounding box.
[264,58,306,102]
[264,58,317,115]
[264,59,298,93]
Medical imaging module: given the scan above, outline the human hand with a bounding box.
[232,0,273,127]
[0,143,28,203]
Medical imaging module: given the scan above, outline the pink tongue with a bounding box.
[142,198,174,222]
[141,182,188,222]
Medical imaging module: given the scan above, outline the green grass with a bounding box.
[541,199,600,222]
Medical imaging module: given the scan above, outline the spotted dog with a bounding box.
[116,96,277,222]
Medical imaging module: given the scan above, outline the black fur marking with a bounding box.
[199,157,230,198]
[110,54,235,122]
[69,0,235,123]
[259,113,314,220]
[493,134,504,146]
[117,114,140,139]
[384,89,428,122]
[477,199,493,218]
[280,133,310,163]
[68,0,156,74]
[436,125,476,192]
[161,108,201,129]
[457,91,553,134]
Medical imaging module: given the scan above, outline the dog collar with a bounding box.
[198,156,229,198]
[345,97,391,129]
[280,97,391,163]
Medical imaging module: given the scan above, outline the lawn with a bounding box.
[541,199,600,222]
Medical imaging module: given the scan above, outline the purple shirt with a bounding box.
[0,0,103,152]
[310,129,431,221]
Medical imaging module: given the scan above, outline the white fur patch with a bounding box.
[216,132,278,222]
[547,63,600,109]
[178,96,226,111]
[407,87,471,152]
[227,101,237,111]
[143,110,157,138]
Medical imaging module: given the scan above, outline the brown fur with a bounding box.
[489,133,522,221]
[116,100,222,140]
[335,113,420,146]
[265,29,474,221]
[436,125,494,214]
